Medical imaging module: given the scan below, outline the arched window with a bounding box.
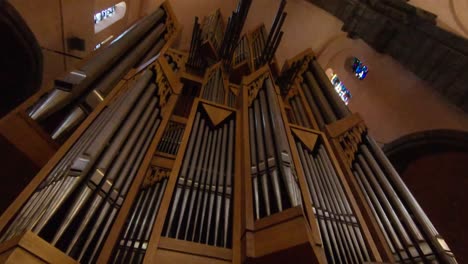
[351,57,368,80]
[94,2,126,33]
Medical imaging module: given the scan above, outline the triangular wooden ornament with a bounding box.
[292,128,319,151]
[202,103,233,127]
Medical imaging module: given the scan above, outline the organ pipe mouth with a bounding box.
[51,106,86,140]
[29,89,73,121]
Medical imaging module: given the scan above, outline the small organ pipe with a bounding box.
[249,108,261,219]
[303,71,337,124]
[165,113,201,236]
[301,82,325,129]
[309,60,350,119]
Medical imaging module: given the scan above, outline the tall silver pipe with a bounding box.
[356,154,416,261]
[51,24,166,140]
[120,187,152,262]
[295,97,312,128]
[303,71,336,124]
[301,82,325,129]
[31,70,152,237]
[361,145,423,241]
[365,136,456,263]
[253,100,271,216]
[174,120,206,238]
[63,97,158,251]
[190,129,213,241]
[353,164,402,260]
[223,119,234,247]
[50,80,156,244]
[316,152,359,263]
[206,124,223,244]
[290,98,303,126]
[360,145,430,260]
[259,90,283,212]
[7,93,126,239]
[264,78,301,207]
[214,124,228,246]
[87,115,162,262]
[112,189,146,262]
[198,130,219,242]
[5,100,118,239]
[165,113,201,236]
[138,36,167,67]
[308,153,344,263]
[29,8,165,121]
[127,182,161,263]
[316,155,355,263]
[309,60,350,119]
[296,142,335,263]
[248,108,260,219]
[319,146,369,261]
[185,126,211,240]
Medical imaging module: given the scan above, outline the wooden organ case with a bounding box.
[0,0,458,263]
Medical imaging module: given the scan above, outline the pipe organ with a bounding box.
[0,1,458,264]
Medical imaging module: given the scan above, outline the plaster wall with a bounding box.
[318,36,468,143]
[9,0,142,86]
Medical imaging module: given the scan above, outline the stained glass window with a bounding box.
[331,74,352,105]
[352,57,368,80]
[94,6,116,24]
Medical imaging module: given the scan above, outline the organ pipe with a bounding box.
[0,2,459,263]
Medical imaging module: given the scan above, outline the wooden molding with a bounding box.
[202,103,234,127]
[0,231,76,264]
[159,237,232,261]
[291,128,319,152]
[325,113,365,138]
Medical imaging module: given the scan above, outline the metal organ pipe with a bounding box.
[52,22,167,140]
[303,71,337,124]
[163,110,235,248]
[350,136,458,263]
[301,82,325,129]
[309,60,350,119]
[249,78,301,219]
[259,90,283,212]
[1,1,460,262]
[264,78,300,207]
[295,139,370,264]
[29,8,166,121]
[138,36,167,67]
[112,175,168,264]
[0,69,163,262]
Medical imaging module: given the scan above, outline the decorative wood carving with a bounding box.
[244,71,269,106]
[202,103,234,126]
[153,61,173,109]
[325,113,367,169]
[142,166,171,189]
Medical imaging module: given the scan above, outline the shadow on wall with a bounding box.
[0,0,42,117]
[383,129,468,264]
[317,35,468,144]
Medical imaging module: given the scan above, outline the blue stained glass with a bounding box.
[330,74,351,105]
[352,57,368,80]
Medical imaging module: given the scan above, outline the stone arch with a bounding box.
[383,129,468,172]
